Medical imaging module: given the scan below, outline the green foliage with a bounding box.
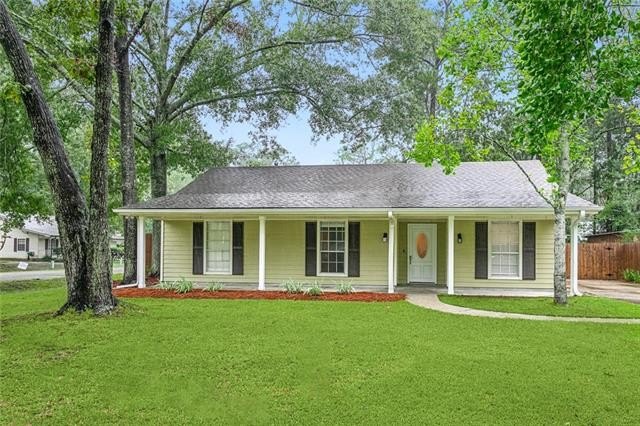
[412,120,462,174]
[173,278,194,294]
[304,282,323,296]
[205,282,224,292]
[157,281,175,290]
[439,295,640,319]
[2,282,640,424]
[336,281,354,295]
[282,279,304,294]
[623,269,640,284]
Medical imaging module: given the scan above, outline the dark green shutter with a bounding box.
[522,222,536,280]
[305,222,317,276]
[25,238,29,252]
[475,222,488,279]
[192,222,204,275]
[348,222,360,277]
[13,238,17,252]
[232,222,244,275]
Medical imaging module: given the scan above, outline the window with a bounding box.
[319,222,346,274]
[489,221,521,278]
[206,221,231,274]
[16,238,26,252]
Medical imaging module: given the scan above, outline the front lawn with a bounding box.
[439,295,640,319]
[1,279,639,424]
[0,260,64,273]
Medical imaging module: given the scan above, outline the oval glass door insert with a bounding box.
[416,232,428,258]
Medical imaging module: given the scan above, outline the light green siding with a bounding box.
[163,219,389,286]
[453,220,554,289]
[162,217,555,290]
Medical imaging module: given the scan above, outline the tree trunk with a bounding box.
[0,0,91,311]
[86,0,117,313]
[552,133,570,305]
[150,150,167,276]
[115,22,137,285]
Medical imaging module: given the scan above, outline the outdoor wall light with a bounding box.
[457,233,463,244]
[382,232,388,243]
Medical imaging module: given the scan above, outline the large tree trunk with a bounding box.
[552,134,570,305]
[115,23,138,285]
[86,0,117,313]
[150,150,167,276]
[0,0,91,311]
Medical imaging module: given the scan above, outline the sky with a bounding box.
[202,111,341,165]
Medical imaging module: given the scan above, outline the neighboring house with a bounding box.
[0,216,60,260]
[584,231,627,243]
[115,161,600,295]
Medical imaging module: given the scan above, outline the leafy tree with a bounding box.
[0,0,117,313]
[130,0,377,272]
[412,0,639,304]
[233,135,298,166]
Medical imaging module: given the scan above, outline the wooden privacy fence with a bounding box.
[566,242,640,280]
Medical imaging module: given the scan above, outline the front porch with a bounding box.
[130,210,585,295]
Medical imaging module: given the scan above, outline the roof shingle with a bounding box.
[125,161,598,210]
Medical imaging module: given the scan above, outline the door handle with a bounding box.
[409,256,412,264]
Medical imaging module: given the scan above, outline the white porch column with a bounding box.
[570,211,584,296]
[387,211,395,294]
[447,215,455,295]
[393,217,398,288]
[258,216,266,291]
[136,216,145,288]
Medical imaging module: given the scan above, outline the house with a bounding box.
[0,216,60,259]
[584,231,634,244]
[115,161,600,295]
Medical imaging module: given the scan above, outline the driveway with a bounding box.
[579,280,640,304]
[0,266,124,282]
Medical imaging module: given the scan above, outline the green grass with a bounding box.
[0,260,65,273]
[439,295,640,319]
[1,280,639,424]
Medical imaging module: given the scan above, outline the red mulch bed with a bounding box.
[112,287,405,303]
[112,276,159,288]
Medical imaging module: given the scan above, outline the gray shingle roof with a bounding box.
[125,161,598,210]
[22,217,59,236]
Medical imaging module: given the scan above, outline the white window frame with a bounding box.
[203,220,233,275]
[317,220,348,277]
[487,220,523,280]
[16,238,26,252]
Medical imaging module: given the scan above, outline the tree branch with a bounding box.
[158,0,248,110]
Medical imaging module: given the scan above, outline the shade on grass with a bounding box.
[1,279,639,424]
[439,295,640,319]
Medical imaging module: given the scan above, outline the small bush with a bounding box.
[336,281,354,294]
[282,279,304,294]
[623,269,640,283]
[304,282,323,296]
[157,281,175,290]
[173,278,194,294]
[205,282,224,292]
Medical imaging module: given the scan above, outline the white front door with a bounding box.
[408,224,437,283]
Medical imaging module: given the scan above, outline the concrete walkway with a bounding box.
[403,288,640,324]
[579,280,640,304]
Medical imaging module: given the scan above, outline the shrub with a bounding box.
[205,282,224,292]
[282,279,304,294]
[157,281,176,290]
[623,269,640,283]
[304,281,323,296]
[336,281,354,294]
[173,278,194,294]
